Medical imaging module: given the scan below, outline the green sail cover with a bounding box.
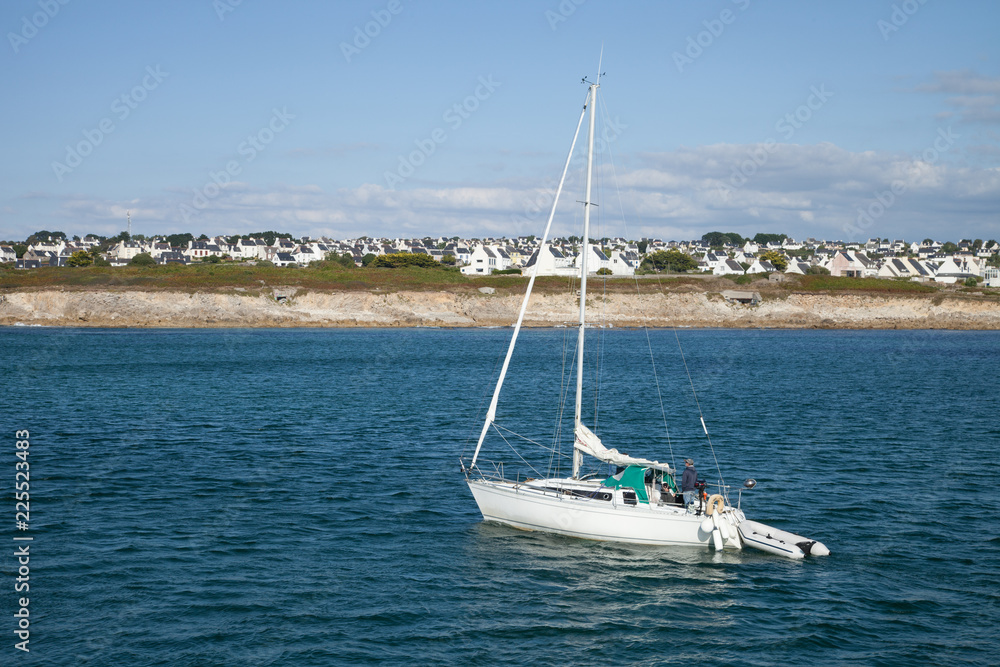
[601,465,649,504]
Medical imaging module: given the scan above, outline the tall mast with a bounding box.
[468,93,590,470]
[573,81,599,479]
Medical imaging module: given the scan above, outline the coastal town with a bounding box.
[3,230,999,287]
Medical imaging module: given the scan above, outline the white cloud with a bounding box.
[5,141,999,243]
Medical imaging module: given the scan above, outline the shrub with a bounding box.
[493,268,522,275]
[595,267,613,275]
[369,253,441,269]
[964,276,979,287]
[129,253,155,266]
[66,250,93,267]
[640,249,698,273]
[807,265,831,275]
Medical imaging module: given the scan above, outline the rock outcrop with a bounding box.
[2,289,999,329]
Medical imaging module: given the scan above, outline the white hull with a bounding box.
[468,477,744,549]
[738,519,831,559]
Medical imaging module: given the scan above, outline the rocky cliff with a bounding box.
[2,289,999,329]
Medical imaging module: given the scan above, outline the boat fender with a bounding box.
[706,494,725,516]
[712,512,731,541]
[700,517,714,533]
[712,528,724,551]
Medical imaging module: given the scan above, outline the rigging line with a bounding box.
[494,423,544,479]
[462,335,513,460]
[599,92,678,473]
[495,424,573,459]
[670,326,725,490]
[550,324,575,478]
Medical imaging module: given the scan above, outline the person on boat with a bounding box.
[681,459,697,507]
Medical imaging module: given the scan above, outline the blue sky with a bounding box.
[1,0,998,243]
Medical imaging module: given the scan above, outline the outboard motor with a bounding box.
[694,479,707,515]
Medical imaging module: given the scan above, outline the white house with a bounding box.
[0,246,16,263]
[608,250,638,276]
[521,245,577,277]
[462,245,500,275]
[574,246,611,274]
[746,258,777,274]
[784,261,813,275]
[934,256,982,283]
[877,257,935,280]
[713,259,745,276]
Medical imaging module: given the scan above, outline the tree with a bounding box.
[759,250,788,271]
[369,253,440,269]
[66,250,93,267]
[637,240,649,254]
[922,238,934,245]
[440,253,457,265]
[13,244,27,258]
[807,264,830,275]
[129,253,155,266]
[973,239,983,251]
[702,231,744,247]
[25,230,67,245]
[361,253,377,267]
[753,232,787,245]
[941,242,959,254]
[640,249,698,273]
[165,233,194,248]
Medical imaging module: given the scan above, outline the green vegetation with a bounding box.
[640,249,698,273]
[325,252,357,268]
[759,250,788,271]
[792,275,937,293]
[165,233,194,248]
[807,265,831,275]
[129,253,155,266]
[753,232,787,245]
[701,231,744,247]
[369,253,443,269]
[595,267,613,276]
[66,250,93,267]
[964,276,979,287]
[493,268,522,275]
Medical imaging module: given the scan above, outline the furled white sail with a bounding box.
[574,423,673,472]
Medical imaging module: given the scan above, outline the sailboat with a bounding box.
[461,73,829,559]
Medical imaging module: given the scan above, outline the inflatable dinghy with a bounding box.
[738,520,830,559]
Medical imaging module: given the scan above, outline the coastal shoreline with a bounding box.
[2,288,999,330]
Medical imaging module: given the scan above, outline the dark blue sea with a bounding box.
[2,327,998,666]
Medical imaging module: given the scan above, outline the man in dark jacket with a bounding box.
[681,458,697,507]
